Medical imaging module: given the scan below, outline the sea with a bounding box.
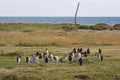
[0,17,120,26]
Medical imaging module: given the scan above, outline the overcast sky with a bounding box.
[0,0,120,17]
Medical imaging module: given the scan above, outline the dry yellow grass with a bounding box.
[0,29,120,46]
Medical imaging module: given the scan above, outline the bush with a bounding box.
[113,24,120,30]
[91,23,111,30]
[79,25,91,29]
[61,24,78,31]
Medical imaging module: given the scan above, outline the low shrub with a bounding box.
[79,25,91,29]
[61,24,78,31]
[113,24,120,30]
[91,23,111,30]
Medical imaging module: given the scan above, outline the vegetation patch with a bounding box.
[2,74,19,80]
[61,24,78,31]
[90,23,111,30]
[0,42,8,46]
[0,50,24,56]
[113,24,120,30]
[79,25,91,29]
[1,74,39,80]
[113,75,120,80]
[74,74,92,80]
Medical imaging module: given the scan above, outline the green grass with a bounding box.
[0,45,120,80]
[0,23,78,31]
[0,23,119,32]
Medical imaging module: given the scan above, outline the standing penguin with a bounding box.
[34,56,39,64]
[44,55,49,63]
[68,55,72,62]
[98,48,102,54]
[79,58,83,66]
[16,55,21,63]
[84,51,88,57]
[54,56,59,63]
[30,55,34,63]
[45,48,49,55]
[79,48,83,53]
[78,53,81,59]
[49,54,54,61]
[98,54,103,61]
[73,48,77,54]
[87,48,90,54]
[26,57,30,63]
[36,52,42,59]
[59,58,63,63]
[39,53,42,59]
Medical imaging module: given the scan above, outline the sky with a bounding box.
[0,0,120,17]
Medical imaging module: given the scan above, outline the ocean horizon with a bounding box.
[0,17,120,26]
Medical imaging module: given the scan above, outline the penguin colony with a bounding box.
[16,48,103,66]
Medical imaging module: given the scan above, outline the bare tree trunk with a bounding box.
[74,2,80,25]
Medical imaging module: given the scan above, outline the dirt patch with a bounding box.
[1,74,39,80]
[2,74,18,80]
[74,74,92,80]
[114,76,120,80]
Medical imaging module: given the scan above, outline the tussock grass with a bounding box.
[113,24,120,30]
[0,29,120,46]
[91,23,111,30]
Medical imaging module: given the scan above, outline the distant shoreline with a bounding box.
[0,17,120,26]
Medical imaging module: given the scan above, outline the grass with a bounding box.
[0,23,78,31]
[0,45,120,80]
[0,23,120,80]
[0,28,120,46]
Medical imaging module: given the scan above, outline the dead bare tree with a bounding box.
[74,2,80,24]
